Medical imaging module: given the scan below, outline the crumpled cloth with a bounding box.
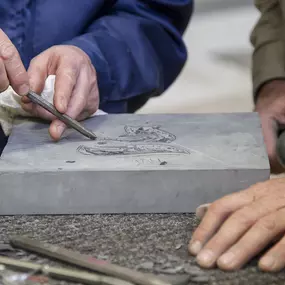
[0,75,106,136]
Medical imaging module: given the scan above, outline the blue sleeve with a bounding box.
[65,0,193,109]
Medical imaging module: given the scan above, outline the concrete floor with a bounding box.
[138,1,259,114]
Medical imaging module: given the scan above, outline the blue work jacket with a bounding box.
[0,0,193,113]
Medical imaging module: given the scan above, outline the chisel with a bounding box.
[26,91,97,140]
[0,256,133,285]
[10,236,170,285]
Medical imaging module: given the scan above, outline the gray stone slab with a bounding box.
[0,113,269,215]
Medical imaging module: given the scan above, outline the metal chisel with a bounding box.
[10,236,171,285]
[26,91,97,140]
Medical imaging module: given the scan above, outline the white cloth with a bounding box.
[0,75,107,136]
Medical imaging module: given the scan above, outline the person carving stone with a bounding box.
[250,0,285,173]
[0,1,193,151]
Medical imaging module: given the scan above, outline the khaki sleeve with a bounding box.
[250,0,285,99]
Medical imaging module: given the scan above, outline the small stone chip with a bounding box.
[157,265,184,274]
[156,274,191,285]
[183,264,205,275]
[191,275,209,283]
[175,244,182,250]
[0,244,15,252]
[137,261,154,270]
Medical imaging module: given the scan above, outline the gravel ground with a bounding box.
[0,214,283,285]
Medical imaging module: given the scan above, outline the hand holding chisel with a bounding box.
[26,91,96,140]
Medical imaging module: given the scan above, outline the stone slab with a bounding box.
[0,113,269,214]
[1,214,285,285]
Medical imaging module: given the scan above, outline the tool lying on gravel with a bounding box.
[0,256,133,285]
[9,236,171,285]
[0,256,192,285]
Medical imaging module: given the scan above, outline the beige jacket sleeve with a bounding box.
[250,0,285,99]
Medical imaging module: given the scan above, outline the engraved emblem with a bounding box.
[77,125,190,156]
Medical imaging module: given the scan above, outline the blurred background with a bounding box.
[138,0,259,114]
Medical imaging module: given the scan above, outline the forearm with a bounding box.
[250,0,285,101]
[64,1,193,108]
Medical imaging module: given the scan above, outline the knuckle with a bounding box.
[194,224,210,240]
[231,209,255,228]
[249,183,265,194]
[90,65,97,84]
[11,69,28,86]
[78,55,87,65]
[78,96,87,108]
[208,201,226,215]
[258,217,277,232]
[29,56,37,65]
[13,64,26,78]
[88,104,98,116]
[87,92,99,115]
[0,42,17,61]
[0,70,8,82]
[90,64,96,74]
[0,81,9,92]
[56,92,69,105]
[72,47,90,63]
[85,55,92,65]
[63,67,77,82]
[90,78,97,89]
[29,56,40,68]
[90,108,97,116]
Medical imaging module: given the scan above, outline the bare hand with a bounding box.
[255,80,285,173]
[189,178,285,272]
[0,29,29,95]
[21,45,99,141]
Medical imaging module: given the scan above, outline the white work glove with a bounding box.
[0,75,106,136]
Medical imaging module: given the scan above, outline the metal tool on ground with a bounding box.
[0,256,133,285]
[10,236,170,285]
[26,91,97,140]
